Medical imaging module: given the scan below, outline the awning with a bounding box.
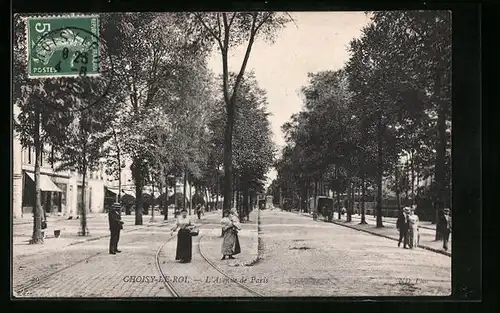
[25,172,62,192]
[105,187,119,195]
[105,187,135,198]
[121,189,136,198]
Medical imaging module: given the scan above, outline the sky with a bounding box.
[207,12,373,187]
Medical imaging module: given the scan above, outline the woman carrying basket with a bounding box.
[171,209,197,263]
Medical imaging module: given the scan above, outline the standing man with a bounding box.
[396,207,410,249]
[108,202,124,255]
[439,208,452,251]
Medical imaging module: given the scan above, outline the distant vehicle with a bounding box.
[266,195,273,209]
[308,196,335,221]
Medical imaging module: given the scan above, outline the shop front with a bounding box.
[22,172,64,215]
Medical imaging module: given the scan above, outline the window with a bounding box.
[23,148,29,164]
[28,146,32,164]
[50,146,55,169]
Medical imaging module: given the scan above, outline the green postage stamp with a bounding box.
[27,15,100,78]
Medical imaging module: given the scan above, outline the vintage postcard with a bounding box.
[12,11,452,298]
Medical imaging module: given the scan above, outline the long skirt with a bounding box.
[221,229,241,256]
[408,226,419,249]
[175,229,192,262]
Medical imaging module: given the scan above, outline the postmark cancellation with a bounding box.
[27,15,100,78]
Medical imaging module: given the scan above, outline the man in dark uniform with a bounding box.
[396,207,410,249]
[438,208,452,251]
[109,202,124,254]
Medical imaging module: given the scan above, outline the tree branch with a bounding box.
[228,12,237,28]
[230,13,258,103]
[216,13,222,38]
[221,13,231,105]
[195,13,224,52]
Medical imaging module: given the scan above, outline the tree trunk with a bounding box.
[314,180,318,214]
[416,163,420,201]
[360,176,367,224]
[298,187,302,213]
[189,177,193,215]
[215,173,220,211]
[151,182,155,221]
[243,183,250,221]
[31,108,43,244]
[174,176,178,216]
[236,177,241,216]
[411,151,415,206]
[336,190,341,220]
[81,162,88,236]
[117,159,122,203]
[305,179,311,213]
[222,98,236,216]
[346,181,352,222]
[204,187,210,210]
[112,125,122,203]
[163,184,168,220]
[376,112,384,228]
[395,164,402,212]
[434,98,448,239]
[183,169,187,212]
[133,157,143,225]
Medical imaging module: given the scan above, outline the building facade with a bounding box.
[13,133,108,219]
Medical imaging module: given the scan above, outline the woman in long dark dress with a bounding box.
[171,209,194,263]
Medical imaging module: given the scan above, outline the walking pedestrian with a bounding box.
[196,204,202,220]
[171,209,194,263]
[221,208,241,260]
[438,208,452,251]
[108,202,124,254]
[407,205,420,249]
[396,207,410,249]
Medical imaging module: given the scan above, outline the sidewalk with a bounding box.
[288,210,451,257]
[13,211,220,256]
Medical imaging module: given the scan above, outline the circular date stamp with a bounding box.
[26,15,115,111]
[28,15,103,77]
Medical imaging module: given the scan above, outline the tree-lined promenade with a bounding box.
[14,11,451,246]
[269,11,451,235]
[14,12,287,243]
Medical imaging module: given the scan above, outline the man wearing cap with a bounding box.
[438,208,452,251]
[108,202,124,254]
[396,207,410,249]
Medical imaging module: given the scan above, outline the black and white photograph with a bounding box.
[12,11,452,298]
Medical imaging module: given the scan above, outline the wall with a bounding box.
[13,134,23,219]
[14,134,109,217]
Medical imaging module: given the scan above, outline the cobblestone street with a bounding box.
[247,210,451,296]
[13,209,450,297]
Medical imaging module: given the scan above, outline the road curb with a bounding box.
[245,209,261,266]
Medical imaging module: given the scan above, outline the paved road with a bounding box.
[243,210,451,296]
[12,209,450,297]
[12,210,258,298]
